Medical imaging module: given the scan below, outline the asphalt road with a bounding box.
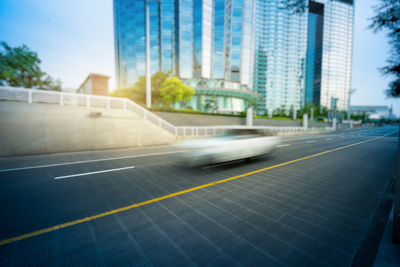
[0,126,398,266]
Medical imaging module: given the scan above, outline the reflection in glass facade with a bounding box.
[254,0,354,115]
[149,1,160,75]
[305,1,324,106]
[201,0,213,79]
[319,0,354,111]
[176,0,193,78]
[114,0,354,113]
[114,0,257,113]
[254,0,307,115]
[160,0,174,72]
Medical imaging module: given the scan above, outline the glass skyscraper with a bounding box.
[114,0,354,114]
[305,1,324,107]
[319,0,354,111]
[114,0,258,113]
[253,0,308,115]
[254,0,354,115]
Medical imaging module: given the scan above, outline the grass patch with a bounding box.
[255,115,301,121]
[149,106,246,117]
[271,116,292,120]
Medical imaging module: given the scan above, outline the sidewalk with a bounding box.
[374,207,400,266]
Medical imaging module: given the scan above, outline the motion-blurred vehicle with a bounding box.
[174,129,281,167]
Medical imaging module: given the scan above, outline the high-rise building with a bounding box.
[305,1,324,107]
[253,0,308,116]
[318,0,354,111]
[254,0,354,115]
[114,0,354,114]
[113,0,259,113]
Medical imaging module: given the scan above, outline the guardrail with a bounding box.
[0,86,331,136]
[175,125,331,137]
[0,86,177,135]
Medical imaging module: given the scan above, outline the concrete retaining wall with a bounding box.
[154,111,330,128]
[0,101,175,156]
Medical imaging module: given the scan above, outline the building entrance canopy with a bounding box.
[183,79,260,104]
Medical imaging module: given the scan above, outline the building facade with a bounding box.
[114,0,354,114]
[113,0,259,113]
[253,0,308,116]
[254,0,354,115]
[77,73,110,96]
[318,0,354,111]
[350,105,395,120]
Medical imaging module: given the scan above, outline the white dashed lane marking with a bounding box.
[54,166,136,180]
[0,150,186,173]
[275,144,290,148]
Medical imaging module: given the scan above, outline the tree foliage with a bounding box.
[350,112,369,123]
[110,83,144,103]
[297,103,328,119]
[151,71,171,101]
[111,71,172,105]
[0,42,61,90]
[370,0,400,97]
[204,96,218,113]
[159,76,195,106]
[112,73,195,108]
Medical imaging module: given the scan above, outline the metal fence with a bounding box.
[0,86,331,136]
[175,125,331,137]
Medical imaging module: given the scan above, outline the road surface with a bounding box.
[0,126,398,266]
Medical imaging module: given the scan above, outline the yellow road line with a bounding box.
[0,132,395,247]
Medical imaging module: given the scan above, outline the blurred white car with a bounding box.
[174,129,281,167]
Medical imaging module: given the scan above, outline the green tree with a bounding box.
[111,71,172,105]
[350,112,369,123]
[289,105,295,119]
[370,0,400,97]
[159,76,195,107]
[0,42,61,90]
[151,71,171,103]
[110,84,145,103]
[204,96,218,113]
[316,105,328,117]
[298,103,315,118]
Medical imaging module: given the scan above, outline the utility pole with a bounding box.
[145,1,151,109]
[393,126,400,244]
[347,88,357,120]
[246,106,253,126]
[303,113,308,130]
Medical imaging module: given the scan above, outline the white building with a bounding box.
[350,105,395,120]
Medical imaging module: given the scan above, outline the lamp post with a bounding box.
[394,127,400,243]
[347,88,357,120]
[145,1,151,109]
[246,105,253,126]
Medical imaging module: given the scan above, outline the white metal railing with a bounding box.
[0,86,177,135]
[0,86,332,136]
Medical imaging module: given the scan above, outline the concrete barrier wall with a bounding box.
[154,111,245,126]
[154,111,330,128]
[0,101,175,156]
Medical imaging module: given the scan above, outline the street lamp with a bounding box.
[145,1,151,109]
[347,88,357,120]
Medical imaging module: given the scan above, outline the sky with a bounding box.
[0,0,399,116]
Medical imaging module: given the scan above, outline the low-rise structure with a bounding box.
[77,73,110,96]
[350,105,394,120]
